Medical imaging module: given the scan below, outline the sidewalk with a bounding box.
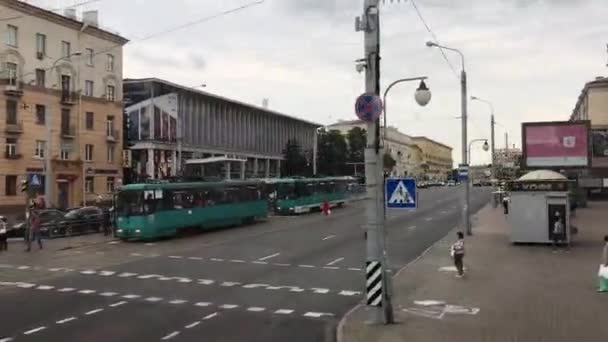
[339,202,608,342]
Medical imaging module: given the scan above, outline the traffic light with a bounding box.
[21,180,28,193]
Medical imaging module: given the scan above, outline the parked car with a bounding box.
[9,209,65,239]
[447,180,456,187]
[9,206,104,239]
[418,182,428,189]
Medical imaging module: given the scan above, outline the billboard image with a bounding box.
[522,121,590,168]
[591,129,608,168]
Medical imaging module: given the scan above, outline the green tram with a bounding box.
[115,180,267,240]
[264,177,354,215]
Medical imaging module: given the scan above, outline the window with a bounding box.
[5,175,17,196]
[106,54,114,72]
[86,112,94,130]
[85,144,93,161]
[85,177,94,193]
[106,177,115,193]
[35,105,45,125]
[35,140,46,159]
[6,62,17,85]
[6,138,16,157]
[106,116,114,137]
[6,25,17,46]
[86,48,94,66]
[60,145,69,160]
[35,69,45,87]
[106,85,115,101]
[6,99,17,124]
[84,80,94,97]
[107,145,115,163]
[61,41,71,58]
[36,33,46,56]
[61,108,71,135]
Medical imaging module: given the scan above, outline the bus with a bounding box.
[264,177,354,215]
[115,180,267,240]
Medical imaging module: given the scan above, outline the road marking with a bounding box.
[85,308,104,315]
[146,297,163,302]
[58,287,76,292]
[408,226,416,230]
[339,290,361,296]
[323,266,339,270]
[273,263,291,267]
[56,317,77,324]
[298,265,315,268]
[274,309,294,315]
[100,292,118,297]
[17,266,30,270]
[23,326,46,335]
[425,217,433,221]
[210,258,224,262]
[187,257,203,260]
[220,281,241,287]
[230,259,246,263]
[169,299,188,305]
[251,261,267,265]
[161,331,180,340]
[99,271,116,276]
[122,294,140,299]
[118,272,138,278]
[168,256,183,259]
[130,253,143,257]
[326,257,344,266]
[80,270,97,275]
[0,338,13,342]
[194,302,212,307]
[203,312,218,320]
[322,235,335,241]
[198,279,215,285]
[219,304,238,309]
[109,301,127,307]
[36,285,54,290]
[258,253,280,261]
[311,288,330,294]
[303,312,334,318]
[242,283,269,289]
[109,241,120,244]
[247,307,266,312]
[185,321,200,329]
[145,243,156,246]
[78,289,96,294]
[441,211,448,214]
[348,267,363,271]
[17,283,36,288]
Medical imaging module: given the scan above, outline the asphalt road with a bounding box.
[0,186,490,342]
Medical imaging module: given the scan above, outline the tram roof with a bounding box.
[119,180,261,191]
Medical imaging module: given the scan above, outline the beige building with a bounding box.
[411,136,453,181]
[0,0,128,211]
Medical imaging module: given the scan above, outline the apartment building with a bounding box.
[0,0,128,211]
[411,136,453,181]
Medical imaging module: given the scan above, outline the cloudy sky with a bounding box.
[32,0,608,165]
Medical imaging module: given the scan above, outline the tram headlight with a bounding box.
[135,229,141,234]
[117,229,123,233]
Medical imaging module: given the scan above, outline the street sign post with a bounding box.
[385,178,417,209]
[458,164,469,182]
[355,93,383,122]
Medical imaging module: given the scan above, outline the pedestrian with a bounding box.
[0,216,8,252]
[502,195,509,215]
[26,210,43,252]
[451,231,465,278]
[552,212,566,253]
[322,200,330,216]
[599,235,608,293]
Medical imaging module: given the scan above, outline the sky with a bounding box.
[29,0,608,166]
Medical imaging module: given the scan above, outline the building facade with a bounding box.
[571,76,608,188]
[0,1,128,211]
[411,136,453,181]
[124,78,321,181]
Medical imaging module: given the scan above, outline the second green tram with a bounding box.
[115,180,267,240]
[264,177,354,215]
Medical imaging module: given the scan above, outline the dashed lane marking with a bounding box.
[109,301,128,307]
[0,337,14,342]
[247,307,266,312]
[408,226,416,230]
[23,326,46,335]
[425,217,433,221]
[56,317,77,324]
[78,289,96,294]
[303,312,334,318]
[185,321,200,329]
[218,304,239,309]
[203,312,219,320]
[146,297,164,302]
[100,292,118,297]
[322,235,335,241]
[161,331,180,340]
[326,257,344,266]
[275,309,294,315]
[258,253,280,261]
[298,265,315,268]
[85,308,104,315]
[169,299,188,305]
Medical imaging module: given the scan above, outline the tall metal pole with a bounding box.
[461,68,470,235]
[491,114,495,178]
[313,129,318,176]
[360,0,390,324]
[505,132,509,152]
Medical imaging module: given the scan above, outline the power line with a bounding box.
[0,0,101,22]
[409,0,459,78]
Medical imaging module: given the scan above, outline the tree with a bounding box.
[383,153,396,173]
[346,127,367,163]
[317,129,348,176]
[282,139,308,176]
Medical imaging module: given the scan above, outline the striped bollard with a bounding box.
[366,261,382,307]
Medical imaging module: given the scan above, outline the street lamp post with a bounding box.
[471,96,496,181]
[426,41,471,235]
[468,139,489,166]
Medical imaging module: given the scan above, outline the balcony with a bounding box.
[5,151,22,160]
[61,125,76,139]
[106,129,119,143]
[5,120,23,133]
[61,91,77,105]
[4,83,23,97]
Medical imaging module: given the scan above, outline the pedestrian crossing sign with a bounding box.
[385,178,417,209]
[29,174,41,187]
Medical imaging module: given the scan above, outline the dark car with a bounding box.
[9,209,65,239]
[10,206,104,239]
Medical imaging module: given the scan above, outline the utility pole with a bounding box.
[505,132,509,152]
[461,68,470,235]
[491,114,495,178]
[358,0,393,324]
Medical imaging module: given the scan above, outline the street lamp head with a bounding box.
[483,141,490,151]
[414,80,431,106]
[425,41,437,48]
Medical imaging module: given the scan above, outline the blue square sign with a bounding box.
[385,178,417,209]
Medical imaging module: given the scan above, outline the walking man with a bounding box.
[451,231,466,278]
[552,212,566,252]
[26,210,43,252]
[599,235,608,293]
[0,216,8,252]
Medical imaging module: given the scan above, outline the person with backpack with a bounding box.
[451,231,466,278]
[26,210,43,252]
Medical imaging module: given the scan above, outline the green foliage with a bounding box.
[282,139,308,176]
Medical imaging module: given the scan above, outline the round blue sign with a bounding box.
[355,93,383,122]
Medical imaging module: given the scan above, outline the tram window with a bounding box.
[144,190,157,214]
[295,182,311,197]
[336,181,347,192]
[117,191,144,216]
[277,183,295,200]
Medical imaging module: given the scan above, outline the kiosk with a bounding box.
[507,170,571,244]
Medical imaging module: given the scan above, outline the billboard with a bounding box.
[591,128,608,168]
[522,121,590,168]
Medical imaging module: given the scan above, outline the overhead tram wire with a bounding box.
[0,0,101,22]
[23,0,266,78]
[409,0,459,78]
